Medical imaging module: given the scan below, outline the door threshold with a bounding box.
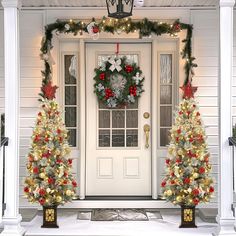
[83,196,156,201]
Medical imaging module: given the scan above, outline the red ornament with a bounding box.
[41,81,58,100]
[173,22,181,32]
[92,26,99,34]
[209,186,214,193]
[125,65,134,73]
[176,159,181,164]
[171,180,175,185]
[192,189,200,196]
[48,178,54,184]
[56,158,62,164]
[166,159,170,165]
[179,111,183,115]
[39,198,46,205]
[105,88,113,99]
[63,180,68,185]
[33,167,39,174]
[44,137,49,142]
[196,112,200,116]
[176,137,179,142]
[24,187,29,193]
[34,135,40,142]
[189,138,194,142]
[171,172,175,177]
[28,155,34,162]
[129,86,137,96]
[42,151,50,158]
[180,82,197,99]
[72,180,77,187]
[161,181,166,187]
[39,188,46,196]
[193,198,199,205]
[204,156,209,162]
[57,129,61,134]
[64,172,68,177]
[199,167,205,174]
[59,137,63,142]
[68,159,73,165]
[184,178,190,184]
[99,73,105,80]
[38,112,42,116]
[177,129,181,134]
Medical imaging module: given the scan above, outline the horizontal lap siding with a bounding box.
[192,10,218,203]
[19,11,44,206]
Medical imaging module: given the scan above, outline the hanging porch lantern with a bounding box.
[106,0,134,19]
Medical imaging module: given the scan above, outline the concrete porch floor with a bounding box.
[22,209,218,236]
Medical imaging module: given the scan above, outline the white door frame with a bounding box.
[79,38,158,199]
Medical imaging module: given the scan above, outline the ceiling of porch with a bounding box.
[20,0,219,8]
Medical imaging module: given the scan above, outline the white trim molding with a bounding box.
[2,0,25,235]
[1,0,22,8]
[215,0,236,235]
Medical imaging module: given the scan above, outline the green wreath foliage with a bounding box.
[93,56,144,108]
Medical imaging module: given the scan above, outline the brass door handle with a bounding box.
[143,124,150,148]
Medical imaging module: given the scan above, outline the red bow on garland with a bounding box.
[180,82,197,99]
[41,81,58,100]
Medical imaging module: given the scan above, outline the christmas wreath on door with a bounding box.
[94,56,144,108]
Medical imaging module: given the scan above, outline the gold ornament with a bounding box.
[176,196,182,202]
[66,190,72,196]
[39,172,46,179]
[46,188,51,193]
[193,173,199,179]
[166,190,172,196]
[56,196,62,203]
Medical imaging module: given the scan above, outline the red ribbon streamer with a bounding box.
[116,43,120,55]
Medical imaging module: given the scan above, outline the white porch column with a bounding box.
[1,0,24,235]
[216,0,236,235]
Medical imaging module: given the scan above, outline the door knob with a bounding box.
[143,124,150,148]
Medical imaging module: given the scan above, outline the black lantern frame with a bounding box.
[106,0,134,19]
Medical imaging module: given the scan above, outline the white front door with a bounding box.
[85,42,152,196]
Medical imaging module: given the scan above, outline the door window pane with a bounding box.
[65,55,77,84]
[68,129,76,147]
[99,130,110,147]
[160,128,170,147]
[65,86,76,105]
[112,111,125,128]
[99,111,110,128]
[160,106,172,127]
[126,110,138,128]
[160,86,172,104]
[65,107,76,127]
[160,54,172,84]
[112,130,125,147]
[126,130,138,147]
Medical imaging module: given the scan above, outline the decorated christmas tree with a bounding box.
[24,81,77,208]
[161,83,214,208]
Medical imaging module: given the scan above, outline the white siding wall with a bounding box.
[191,10,219,205]
[0,8,221,207]
[19,11,44,206]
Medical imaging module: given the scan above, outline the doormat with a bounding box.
[91,209,149,221]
